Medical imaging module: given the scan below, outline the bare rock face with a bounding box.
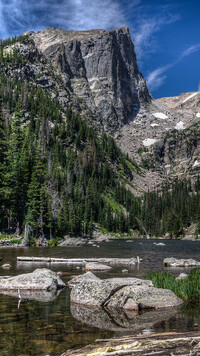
[27,27,152,130]
[0,268,66,290]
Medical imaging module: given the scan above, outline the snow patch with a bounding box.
[182,92,198,103]
[83,53,94,59]
[152,112,168,119]
[143,138,157,147]
[150,123,159,127]
[196,112,200,118]
[175,121,184,130]
[193,160,200,167]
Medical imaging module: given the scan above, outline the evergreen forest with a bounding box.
[1,36,200,243]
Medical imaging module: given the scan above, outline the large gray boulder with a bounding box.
[70,274,183,311]
[105,285,183,310]
[0,268,66,291]
[163,258,200,267]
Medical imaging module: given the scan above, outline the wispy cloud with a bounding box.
[0,0,127,39]
[147,43,200,92]
[146,65,171,91]
[180,44,200,59]
[132,13,180,61]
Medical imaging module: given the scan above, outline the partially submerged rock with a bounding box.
[1,263,11,269]
[0,268,66,291]
[84,262,112,271]
[70,277,153,308]
[164,258,200,267]
[105,285,183,310]
[70,274,182,311]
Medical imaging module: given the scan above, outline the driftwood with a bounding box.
[61,331,200,356]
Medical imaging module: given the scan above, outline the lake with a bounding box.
[0,239,200,356]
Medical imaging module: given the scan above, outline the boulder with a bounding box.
[70,274,183,311]
[84,262,112,271]
[105,285,183,310]
[163,258,200,267]
[0,268,66,291]
[68,271,100,287]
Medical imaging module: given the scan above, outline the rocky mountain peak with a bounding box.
[25,26,152,130]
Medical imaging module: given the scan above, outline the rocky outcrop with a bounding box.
[27,27,152,131]
[164,258,200,267]
[70,274,183,310]
[0,268,66,290]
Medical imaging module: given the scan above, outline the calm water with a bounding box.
[0,239,200,356]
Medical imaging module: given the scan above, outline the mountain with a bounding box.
[0,27,200,242]
[25,27,152,131]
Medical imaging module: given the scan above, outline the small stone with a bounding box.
[1,263,11,269]
[122,269,128,273]
[176,273,187,280]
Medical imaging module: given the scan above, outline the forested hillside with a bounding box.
[1,35,200,243]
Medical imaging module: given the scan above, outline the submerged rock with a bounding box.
[59,237,87,247]
[164,258,200,267]
[84,262,112,271]
[0,268,66,291]
[70,274,183,311]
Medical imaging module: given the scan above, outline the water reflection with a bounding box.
[0,288,63,303]
[70,303,180,332]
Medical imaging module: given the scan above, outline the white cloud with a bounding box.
[147,43,200,92]
[180,44,200,59]
[0,0,127,39]
[130,11,180,61]
[146,65,170,91]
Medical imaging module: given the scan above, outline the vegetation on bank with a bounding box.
[145,268,200,301]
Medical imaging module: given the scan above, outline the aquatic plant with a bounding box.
[145,268,200,301]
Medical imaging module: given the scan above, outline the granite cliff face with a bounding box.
[26,27,151,130]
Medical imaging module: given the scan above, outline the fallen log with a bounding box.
[17,257,138,266]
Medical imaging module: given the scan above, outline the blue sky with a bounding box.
[0,0,199,98]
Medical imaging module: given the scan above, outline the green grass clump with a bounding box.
[144,268,200,301]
